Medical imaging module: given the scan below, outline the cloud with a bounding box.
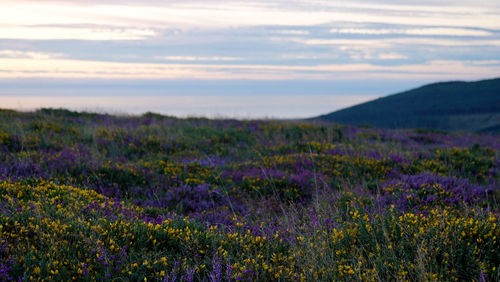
[0,49,63,59]
[0,57,498,81]
[0,0,498,87]
[0,26,156,40]
[329,28,492,37]
[466,60,500,65]
[1,1,499,32]
[273,30,310,35]
[160,56,240,62]
[302,38,500,47]
[377,53,408,60]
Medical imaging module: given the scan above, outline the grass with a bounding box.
[0,108,498,281]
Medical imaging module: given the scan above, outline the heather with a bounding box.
[0,108,499,281]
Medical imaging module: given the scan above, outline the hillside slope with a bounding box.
[315,78,500,132]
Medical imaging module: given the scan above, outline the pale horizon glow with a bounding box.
[0,0,499,118]
[0,94,376,119]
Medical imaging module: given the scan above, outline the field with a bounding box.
[0,108,499,281]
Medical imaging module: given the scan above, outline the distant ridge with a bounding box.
[313,78,500,133]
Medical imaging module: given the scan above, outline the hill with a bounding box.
[314,78,500,133]
[0,109,499,280]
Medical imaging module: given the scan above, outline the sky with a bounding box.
[0,0,499,118]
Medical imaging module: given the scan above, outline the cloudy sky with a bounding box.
[1,0,499,118]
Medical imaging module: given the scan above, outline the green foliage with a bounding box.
[0,108,498,281]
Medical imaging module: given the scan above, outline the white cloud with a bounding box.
[0,26,156,40]
[305,0,499,14]
[465,60,500,65]
[329,28,492,37]
[1,1,499,33]
[377,53,408,60]
[160,56,240,61]
[280,54,323,59]
[404,28,492,36]
[0,0,498,84]
[273,30,310,35]
[302,38,500,47]
[0,50,63,59]
[0,57,498,81]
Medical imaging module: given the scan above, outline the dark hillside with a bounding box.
[315,78,500,132]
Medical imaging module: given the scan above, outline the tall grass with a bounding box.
[0,108,498,281]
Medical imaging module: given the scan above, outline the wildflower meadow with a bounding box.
[0,108,498,281]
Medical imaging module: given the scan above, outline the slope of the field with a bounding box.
[314,78,500,133]
[0,108,499,281]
